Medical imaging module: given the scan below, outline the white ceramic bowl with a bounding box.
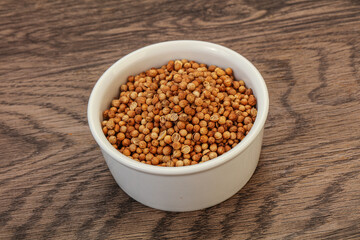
[88,40,269,212]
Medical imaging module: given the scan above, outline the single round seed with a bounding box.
[181,145,191,154]
[176,160,184,167]
[200,127,208,135]
[164,135,172,144]
[131,137,140,145]
[201,155,210,162]
[218,116,226,125]
[214,132,222,140]
[123,149,131,156]
[173,150,182,158]
[187,83,196,91]
[163,146,172,155]
[151,157,160,165]
[179,129,187,137]
[172,133,181,142]
[109,136,117,144]
[183,159,191,166]
[173,141,181,150]
[209,152,218,159]
[130,130,139,138]
[169,113,178,121]
[151,132,158,139]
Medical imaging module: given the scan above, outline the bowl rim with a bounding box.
[88,40,269,176]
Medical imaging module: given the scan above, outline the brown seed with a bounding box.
[151,139,159,147]
[179,113,188,122]
[240,98,248,105]
[186,123,194,132]
[176,160,184,167]
[123,149,131,156]
[169,113,178,121]
[208,136,215,144]
[203,149,211,157]
[195,98,203,106]
[202,143,208,150]
[210,144,217,152]
[145,153,154,161]
[173,150,182,158]
[250,108,257,117]
[130,92,138,100]
[210,113,220,122]
[120,96,129,104]
[151,157,160,165]
[174,60,183,71]
[122,139,131,147]
[183,159,191,166]
[223,131,231,139]
[179,129,188,137]
[109,136,117,144]
[158,130,167,140]
[217,146,225,155]
[106,119,115,130]
[214,132,222,140]
[164,135,172,144]
[117,132,125,141]
[179,100,188,108]
[209,152,218,159]
[102,127,108,135]
[215,68,226,76]
[228,112,238,121]
[248,95,257,106]
[130,130,139,138]
[225,68,233,75]
[172,133,181,142]
[218,116,226,125]
[194,145,202,153]
[200,127,208,135]
[187,82,196,91]
[173,141,181,150]
[192,117,200,125]
[224,78,232,87]
[139,141,147,149]
[151,132,158,139]
[163,146,172,155]
[244,117,252,125]
[201,155,210,162]
[112,99,120,107]
[200,135,208,143]
[181,145,191,154]
[129,102,137,111]
[218,126,225,134]
[193,132,201,141]
[186,94,195,103]
[173,105,182,113]
[148,69,158,77]
[199,120,207,128]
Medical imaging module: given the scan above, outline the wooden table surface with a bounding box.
[1,0,360,239]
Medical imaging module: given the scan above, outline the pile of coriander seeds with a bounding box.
[102,59,257,167]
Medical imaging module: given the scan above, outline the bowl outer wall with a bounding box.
[87,40,269,177]
[103,128,264,211]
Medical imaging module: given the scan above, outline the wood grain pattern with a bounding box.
[1,0,359,239]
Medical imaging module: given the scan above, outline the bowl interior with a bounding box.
[88,40,269,175]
